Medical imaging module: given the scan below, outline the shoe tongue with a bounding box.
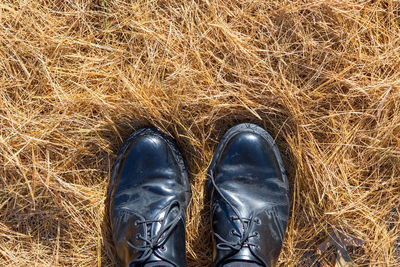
[222,260,262,267]
[225,247,263,266]
[142,261,174,267]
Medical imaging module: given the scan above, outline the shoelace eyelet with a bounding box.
[127,201,182,264]
[254,231,260,239]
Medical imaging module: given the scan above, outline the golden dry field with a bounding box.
[1,0,400,266]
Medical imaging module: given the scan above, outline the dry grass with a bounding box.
[1,0,400,266]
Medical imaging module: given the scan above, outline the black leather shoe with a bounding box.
[208,123,290,267]
[108,128,190,267]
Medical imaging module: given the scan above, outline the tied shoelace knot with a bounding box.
[210,172,262,252]
[127,201,182,264]
[214,215,261,251]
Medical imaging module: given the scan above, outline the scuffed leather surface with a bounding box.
[108,128,190,267]
[209,124,289,267]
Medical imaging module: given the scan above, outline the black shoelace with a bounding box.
[126,201,182,264]
[210,172,262,252]
[214,216,260,251]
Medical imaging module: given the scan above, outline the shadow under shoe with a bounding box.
[208,123,289,267]
[108,128,190,267]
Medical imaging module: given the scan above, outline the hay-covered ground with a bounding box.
[1,0,399,266]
